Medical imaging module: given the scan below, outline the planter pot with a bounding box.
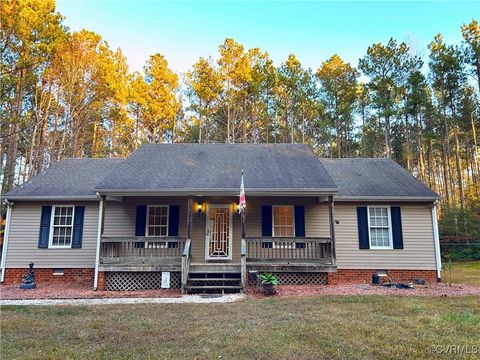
[261,283,276,296]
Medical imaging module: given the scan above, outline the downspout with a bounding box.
[431,202,442,281]
[93,192,104,290]
[0,200,14,283]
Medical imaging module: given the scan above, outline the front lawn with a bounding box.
[442,261,480,286]
[1,296,479,359]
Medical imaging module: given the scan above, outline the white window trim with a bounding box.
[367,205,393,250]
[272,205,295,238]
[48,205,75,249]
[145,205,169,238]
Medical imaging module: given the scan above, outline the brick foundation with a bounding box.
[97,271,105,291]
[328,269,438,285]
[2,268,94,286]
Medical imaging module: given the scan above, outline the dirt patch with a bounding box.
[0,283,181,300]
[248,282,480,298]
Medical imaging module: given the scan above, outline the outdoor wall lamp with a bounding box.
[197,202,203,215]
[234,202,241,214]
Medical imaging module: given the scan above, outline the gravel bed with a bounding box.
[0,293,245,306]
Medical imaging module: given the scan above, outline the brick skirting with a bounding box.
[328,269,438,285]
[2,268,94,286]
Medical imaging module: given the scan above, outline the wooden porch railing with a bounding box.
[100,236,186,261]
[246,237,333,264]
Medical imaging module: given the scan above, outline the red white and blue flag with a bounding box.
[239,170,246,213]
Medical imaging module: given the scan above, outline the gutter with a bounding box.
[431,202,442,280]
[4,195,98,201]
[0,200,13,282]
[93,192,104,290]
[94,188,339,197]
[333,196,440,202]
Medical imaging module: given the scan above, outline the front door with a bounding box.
[205,205,232,260]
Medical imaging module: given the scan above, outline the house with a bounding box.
[0,144,442,292]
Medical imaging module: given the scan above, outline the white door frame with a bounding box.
[205,204,233,260]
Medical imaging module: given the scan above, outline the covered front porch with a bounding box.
[95,195,337,292]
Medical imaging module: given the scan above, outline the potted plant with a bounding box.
[258,272,278,295]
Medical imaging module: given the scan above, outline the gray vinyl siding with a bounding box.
[6,198,437,270]
[334,203,436,270]
[5,202,99,268]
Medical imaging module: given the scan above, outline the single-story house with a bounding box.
[0,144,441,292]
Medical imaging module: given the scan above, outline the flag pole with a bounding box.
[240,169,246,240]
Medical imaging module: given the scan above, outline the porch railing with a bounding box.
[100,236,186,262]
[246,237,333,264]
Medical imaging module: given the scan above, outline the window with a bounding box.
[272,206,294,237]
[368,206,392,249]
[146,205,169,237]
[50,206,74,248]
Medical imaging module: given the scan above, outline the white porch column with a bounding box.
[431,203,442,280]
[93,194,105,290]
[0,201,13,283]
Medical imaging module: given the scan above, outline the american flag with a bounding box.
[239,170,246,213]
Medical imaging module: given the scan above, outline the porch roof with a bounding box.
[95,144,338,195]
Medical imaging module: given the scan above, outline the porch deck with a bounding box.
[99,236,335,272]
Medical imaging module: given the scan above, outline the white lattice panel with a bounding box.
[249,272,328,286]
[105,272,181,291]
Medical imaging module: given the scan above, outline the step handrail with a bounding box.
[181,238,191,293]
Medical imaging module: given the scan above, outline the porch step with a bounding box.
[186,285,242,290]
[188,277,241,281]
[185,269,242,294]
[189,263,241,273]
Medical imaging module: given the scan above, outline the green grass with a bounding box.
[442,261,480,286]
[1,296,479,359]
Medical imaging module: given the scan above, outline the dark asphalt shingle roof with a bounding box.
[5,158,123,198]
[96,144,337,191]
[319,158,439,199]
[4,145,438,200]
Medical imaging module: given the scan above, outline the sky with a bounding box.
[56,1,479,74]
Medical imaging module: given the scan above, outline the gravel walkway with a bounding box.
[0,293,245,306]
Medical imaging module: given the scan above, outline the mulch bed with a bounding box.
[2,282,479,301]
[248,282,480,298]
[0,284,181,300]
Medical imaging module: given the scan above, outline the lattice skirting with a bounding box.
[105,271,181,291]
[248,272,328,286]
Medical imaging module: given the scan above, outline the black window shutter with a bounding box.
[135,205,147,248]
[71,206,85,248]
[294,206,305,237]
[38,206,52,248]
[391,206,404,249]
[168,205,179,236]
[357,207,369,249]
[135,205,147,236]
[261,206,272,236]
[294,205,305,248]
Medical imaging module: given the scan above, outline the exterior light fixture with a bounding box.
[197,202,203,215]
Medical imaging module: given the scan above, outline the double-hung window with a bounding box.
[272,205,294,237]
[368,206,393,249]
[50,205,74,248]
[146,205,169,236]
